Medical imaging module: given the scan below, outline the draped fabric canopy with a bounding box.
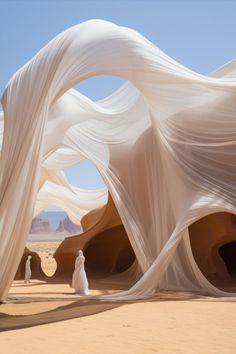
[1,20,236,301]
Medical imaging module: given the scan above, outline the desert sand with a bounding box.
[0,242,236,354]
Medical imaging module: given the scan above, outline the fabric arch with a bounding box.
[1,20,236,301]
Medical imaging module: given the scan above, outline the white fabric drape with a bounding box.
[35,180,108,224]
[1,20,236,301]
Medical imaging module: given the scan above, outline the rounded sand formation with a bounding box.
[54,194,135,278]
[83,224,135,276]
[14,247,44,280]
[189,212,236,287]
[15,207,236,289]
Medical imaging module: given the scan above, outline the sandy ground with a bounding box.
[0,243,236,354]
[28,232,68,242]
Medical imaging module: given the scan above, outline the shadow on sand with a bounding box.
[1,280,236,333]
[0,298,123,332]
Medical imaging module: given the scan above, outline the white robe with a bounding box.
[24,257,31,283]
[72,254,89,295]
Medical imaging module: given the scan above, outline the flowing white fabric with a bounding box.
[72,250,89,295]
[34,180,108,224]
[1,20,236,301]
[24,256,31,283]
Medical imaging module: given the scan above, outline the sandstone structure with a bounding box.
[189,212,236,287]
[14,247,44,280]
[54,194,135,278]
[17,204,236,289]
[54,207,236,286]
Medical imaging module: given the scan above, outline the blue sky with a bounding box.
[1,0,236,190]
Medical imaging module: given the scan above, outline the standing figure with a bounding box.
[24,255,32,283]
[72,250,89,295]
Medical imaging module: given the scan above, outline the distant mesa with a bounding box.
[30,212,82,235]
[56,216,81,234]
[30,217,52,234]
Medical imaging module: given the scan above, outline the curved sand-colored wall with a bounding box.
[15,207,236,287]
[14,247,44,280]
[54,194,135,278]
[189,212,236,285]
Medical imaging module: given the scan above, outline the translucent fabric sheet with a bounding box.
[35,180,108,224]
[1,20,236,301]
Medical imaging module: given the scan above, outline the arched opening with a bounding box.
[14,248,44,280]
[14,74,137,289]
[54,192,136,280]
[219,242,236,278]
[75,75,126,101]
[23,207,83,278]
[84,225,136,276]
[189,212,236,288]
[19,155,136,283]
[51,94,138,280]
[64,160,106,191]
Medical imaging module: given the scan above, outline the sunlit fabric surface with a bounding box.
[1,20,236,301]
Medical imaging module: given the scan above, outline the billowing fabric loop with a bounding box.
[1,20,236,301]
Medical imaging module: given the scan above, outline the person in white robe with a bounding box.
[72,250,89,295]
[24,255,32,283]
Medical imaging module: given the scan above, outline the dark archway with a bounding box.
[219,242,236,278]
[14,247,44,280]
[54,194,137,279]
[189,212,236,288]
[83,225,136,276]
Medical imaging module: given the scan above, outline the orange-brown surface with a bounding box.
[54,194,135,278]
[189,212,236,288]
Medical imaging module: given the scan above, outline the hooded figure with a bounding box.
[72,250,89,295]
[24,255,32,283]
